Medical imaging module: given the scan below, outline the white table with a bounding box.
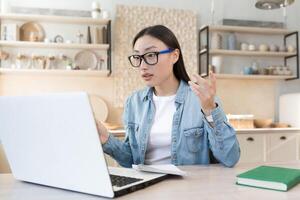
[1,162,300,200]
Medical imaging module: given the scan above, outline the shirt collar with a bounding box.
[141,80,188,104]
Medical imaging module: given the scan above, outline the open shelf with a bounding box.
[0,40,109,50]
[206,25,293,35]
[0,68,110,77]
[209,49,296,57]
[0,13,109,25]
[214,74,296,80]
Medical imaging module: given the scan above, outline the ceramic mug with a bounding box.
[259,44,269,52]
[240,43,248,51]
[243,66,253,75]
[248,44,256,51]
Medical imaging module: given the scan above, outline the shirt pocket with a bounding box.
[183,127,204,153]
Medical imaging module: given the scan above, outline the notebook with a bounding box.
[236,165,300,191]
[132,164,187,176]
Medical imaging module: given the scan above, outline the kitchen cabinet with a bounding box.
[266,132,298,162]
[199,25,299,80]
[236,128,300,164]
[237,133,265,163]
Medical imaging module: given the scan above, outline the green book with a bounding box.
[236,165,300,191]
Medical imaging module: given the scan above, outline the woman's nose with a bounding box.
[140,58,149,69]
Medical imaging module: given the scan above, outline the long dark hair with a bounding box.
[132,25,190,83]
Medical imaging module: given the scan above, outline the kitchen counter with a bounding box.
[109,128,300,137]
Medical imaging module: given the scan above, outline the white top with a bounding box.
[144,94,176,165]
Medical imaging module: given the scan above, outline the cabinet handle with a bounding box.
[280,136,287,140]
[246,137,254,142]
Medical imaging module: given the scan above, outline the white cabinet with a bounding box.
[237,134,265,163]
[266,132,298,162]
[237,128,300,164]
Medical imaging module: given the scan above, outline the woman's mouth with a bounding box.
[142,73,153,81]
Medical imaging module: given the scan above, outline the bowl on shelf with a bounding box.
[254,118,273,128]
[270,122,291,128]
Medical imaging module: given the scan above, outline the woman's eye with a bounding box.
[132,55,141,60]
[145,53,156,58]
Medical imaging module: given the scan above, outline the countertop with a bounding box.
[1,162,300,199]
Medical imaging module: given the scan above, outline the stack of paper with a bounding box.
[132,164,187,176]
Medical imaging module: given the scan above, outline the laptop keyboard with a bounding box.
[110,174,143,187]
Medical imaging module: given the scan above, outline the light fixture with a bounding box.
[255,0,294,10]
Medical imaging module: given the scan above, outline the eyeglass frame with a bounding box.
[128,48,175,68]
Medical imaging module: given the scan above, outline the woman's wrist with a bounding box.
[100,132,109,144]
[202,103,217,116]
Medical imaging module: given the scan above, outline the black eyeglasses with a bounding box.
[128,48,174,68]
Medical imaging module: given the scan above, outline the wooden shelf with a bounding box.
[214,74,296,80]
[209,49,296,57]
[0,13,109,25]
[0,41,109,50]
[206,25,293,35]
[0,68,110,77]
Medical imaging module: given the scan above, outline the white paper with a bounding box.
[132,164,187,176]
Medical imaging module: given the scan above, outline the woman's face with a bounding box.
[133,35,179,87]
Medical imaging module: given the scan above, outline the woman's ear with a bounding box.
[172,49,180,64]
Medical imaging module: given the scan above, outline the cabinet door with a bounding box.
[266,133,297,162]
[237,134,265,163]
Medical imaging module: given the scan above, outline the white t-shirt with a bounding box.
[144,93,176,165]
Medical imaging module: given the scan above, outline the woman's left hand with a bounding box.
[188,71,217,115]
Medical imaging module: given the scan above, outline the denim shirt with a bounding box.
[103,80,240,168]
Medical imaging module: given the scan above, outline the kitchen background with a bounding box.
[1,0,300,170]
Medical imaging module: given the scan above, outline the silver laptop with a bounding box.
[0,92,167,198]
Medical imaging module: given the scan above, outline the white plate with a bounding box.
[74,50,98,70]
[89,95,108,122]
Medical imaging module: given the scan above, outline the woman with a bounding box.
[97,25,240,167]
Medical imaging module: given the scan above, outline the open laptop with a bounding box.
[0,92,167,198]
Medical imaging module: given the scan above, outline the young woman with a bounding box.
[97,25,240,167]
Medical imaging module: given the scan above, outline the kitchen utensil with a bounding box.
[0,50,9,60]
[248,44,256,51]
[20,22,45,42]
[211,33,222,49]
[243,66,253,75]
[259,44,269,52]
[227,32,236,50]
[74,50,98,70]
[254,118,273,128]
[89,95,108,122]
[54,35,64,43]
[287,45,295,53]
[227,114,254,129]
[270,122,291,128]
[240,42,249,51]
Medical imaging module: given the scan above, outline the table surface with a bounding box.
[1,162,300,200]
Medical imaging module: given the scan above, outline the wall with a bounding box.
[1,0,299,121]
